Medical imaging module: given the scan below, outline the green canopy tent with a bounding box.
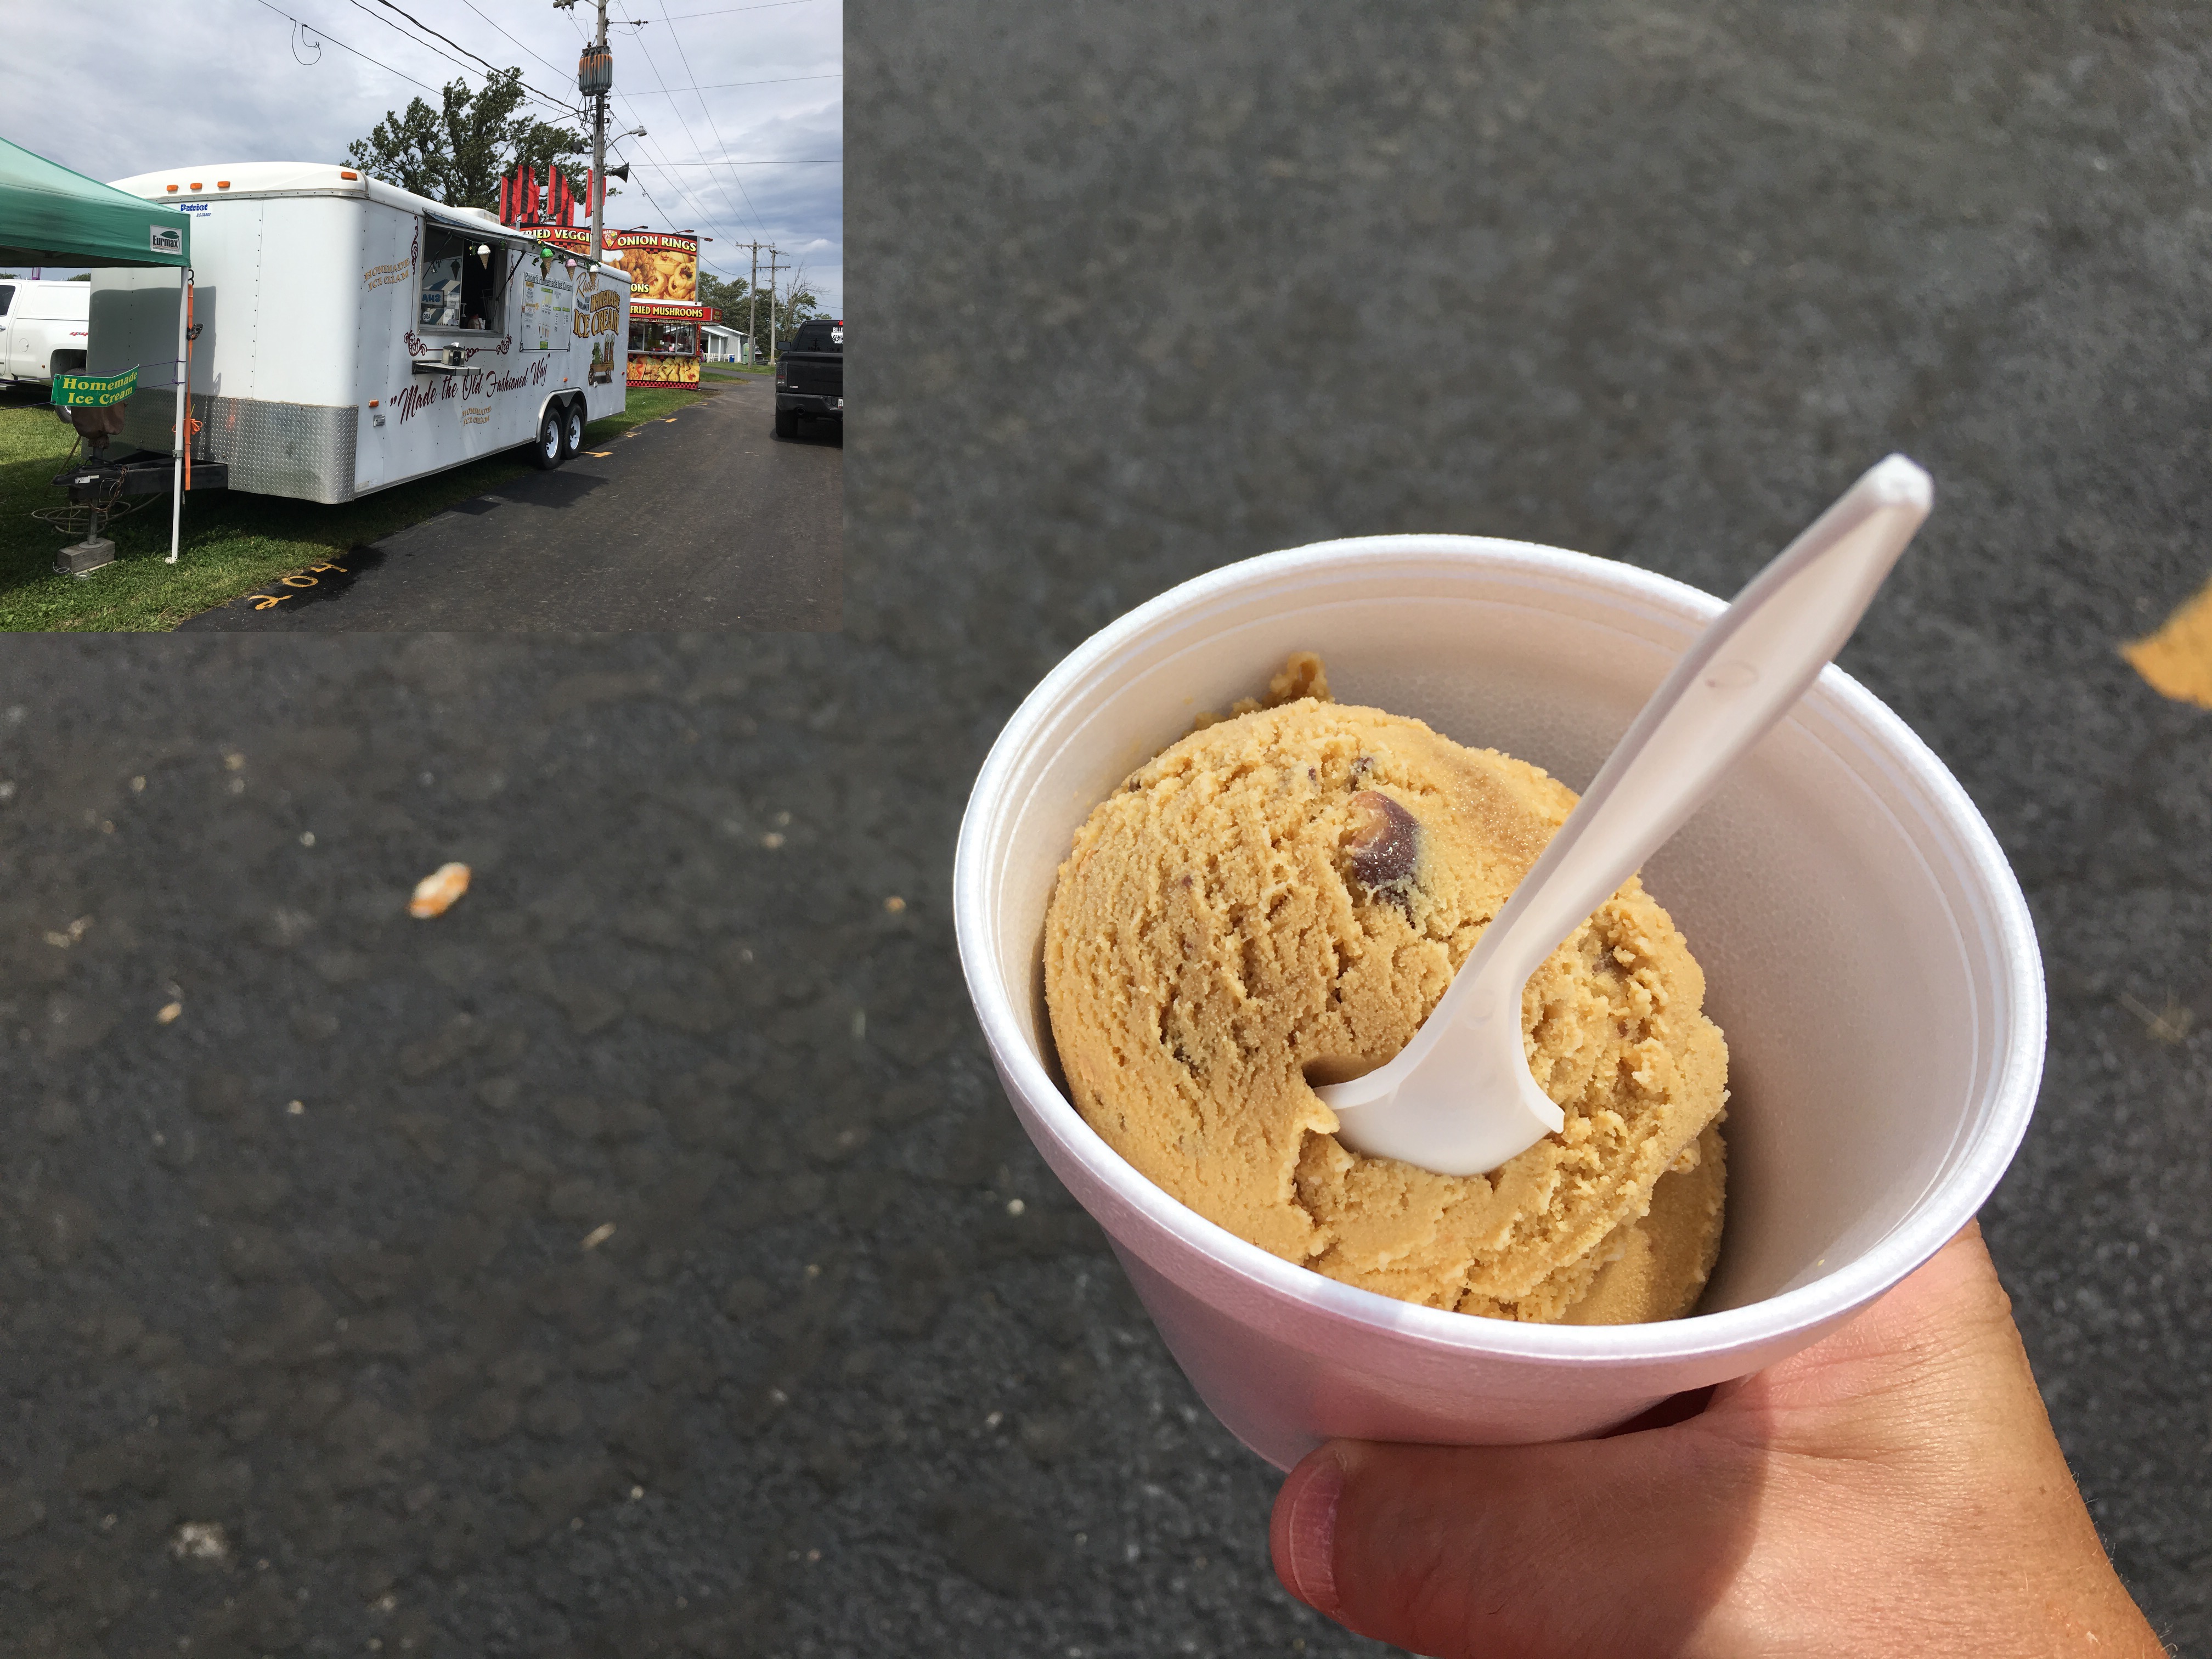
[0,136,190,268]
[1,135,195,565]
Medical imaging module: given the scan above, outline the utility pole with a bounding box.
[764,247,787,359]
[589,0,607,264]
[562,0,614,263]
[743,240,759,364]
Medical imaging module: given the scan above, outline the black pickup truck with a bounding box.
[774,319,842,438]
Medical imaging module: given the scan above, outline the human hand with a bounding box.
[1269,1223,2164,1658]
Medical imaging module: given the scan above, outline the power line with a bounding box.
[623,157,841,166]
[453,0,573,81]
[398,0,707,262]
[560,6,744,274]
[626,18,750,235]
[599,138,688,244]
[654,2,822,16]
[623,72,841,93]
[560,9,708,221]
[564,0,842,301]
[602,146,748,280]
[653,0,778,247]
[352,0,583,117]
[248,0,446,98]
[340,0,522,103]
[249,0,806,288]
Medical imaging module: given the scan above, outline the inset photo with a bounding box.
[2,0,840,631]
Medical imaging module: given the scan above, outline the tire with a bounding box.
[774,407,799,439]
[561,400,586,459]
[531,406,563,469]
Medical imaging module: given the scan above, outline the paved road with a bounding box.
[177,377,841,632]
[1,7,2208,1659]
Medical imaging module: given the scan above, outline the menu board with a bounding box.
[514,274,574,352]
[606,242,698,302]
[535,228,702,309]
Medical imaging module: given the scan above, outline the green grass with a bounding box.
[0,385,715,631]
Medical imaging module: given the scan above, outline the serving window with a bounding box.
[629,320,698,357]
[420,225,510,333]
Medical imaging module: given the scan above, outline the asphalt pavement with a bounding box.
[2,5,2209,1658]
[176,379,841,633]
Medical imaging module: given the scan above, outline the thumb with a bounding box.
[1271,1427,1760,1659]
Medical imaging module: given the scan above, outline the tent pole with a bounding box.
[167,264,190,562]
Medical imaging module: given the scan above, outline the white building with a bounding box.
[701,323,749,364]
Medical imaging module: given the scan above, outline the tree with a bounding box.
[697,270,748,321]
[696,267,829,362]
[770,266,830,348]
[346,71,584,211]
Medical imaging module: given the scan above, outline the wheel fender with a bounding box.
[534,392,573,429]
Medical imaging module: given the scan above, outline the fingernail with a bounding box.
[1282,1453,1342,1612]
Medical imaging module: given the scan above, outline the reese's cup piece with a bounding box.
[1344,789,1421,902]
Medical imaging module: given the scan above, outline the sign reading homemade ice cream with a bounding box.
[52,366,140,408]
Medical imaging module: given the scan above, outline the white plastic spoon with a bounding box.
[1318,454,1934,1176]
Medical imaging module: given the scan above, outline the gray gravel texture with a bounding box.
[0,4,2207,1659]
[176,382,844,634]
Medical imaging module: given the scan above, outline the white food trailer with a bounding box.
[87,161,631,504]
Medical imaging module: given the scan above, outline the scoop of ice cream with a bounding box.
[1043,685,1728,1323]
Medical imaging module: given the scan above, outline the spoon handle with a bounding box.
[1472,454,1933,992]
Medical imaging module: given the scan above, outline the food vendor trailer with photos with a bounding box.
[86,162,632,503]
[538,225,708,386]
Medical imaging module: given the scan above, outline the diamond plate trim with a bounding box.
[119,391,359,504]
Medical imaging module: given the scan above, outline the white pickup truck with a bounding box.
[0,278,91,385]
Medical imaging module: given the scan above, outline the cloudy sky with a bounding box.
[9,0,842,313]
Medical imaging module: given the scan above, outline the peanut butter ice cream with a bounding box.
[1043,659,1728,1323]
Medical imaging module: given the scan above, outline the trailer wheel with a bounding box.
[774,407,799,439]
[560,400,587,459]
[531,407,565,470]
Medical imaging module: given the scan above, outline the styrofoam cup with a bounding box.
[953,536,2044,1471]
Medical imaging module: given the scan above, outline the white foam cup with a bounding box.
[953,536,2045,1471]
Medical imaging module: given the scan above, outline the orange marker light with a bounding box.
[165,184,178,192]
[190,182,202,190]
[340,170,359,180]
[217,181,230,189]
[368,399,379,409]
